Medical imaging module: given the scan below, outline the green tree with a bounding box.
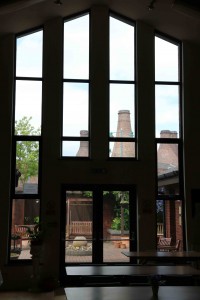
[111,191,129,231]
[15,116,40,185]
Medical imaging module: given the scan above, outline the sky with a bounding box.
[16,30,43,132]
[15,14,180,155]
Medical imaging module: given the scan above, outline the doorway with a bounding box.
[60,184,137,270]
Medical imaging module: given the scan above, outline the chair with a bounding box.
[159,237,172,245]
[157,237,172,251]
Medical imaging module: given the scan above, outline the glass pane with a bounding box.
[157,200,183,252]
[64,14,89,79]
[15,141,39,194]
[157,143,179,195]
[103,191,129,263]
[10,199,40,260]
[155,37,179,82]
[62,139,89,157]
[155,85,179,138]
[63,83,88,137]
[109,141,135,158]
[15,80,42,135]
[16,30,43,78]
[110,17,135,80]
[65,190,93,263]
[110,84,135,137]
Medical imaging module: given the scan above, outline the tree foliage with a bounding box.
[15,117,40,185]
[111,191,129,231]
[81,190,130,231]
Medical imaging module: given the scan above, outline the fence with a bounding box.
[67,221,92,237]
[66,221,163,237]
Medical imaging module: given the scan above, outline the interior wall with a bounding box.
[183,41,200,250]
[0,3,199,289]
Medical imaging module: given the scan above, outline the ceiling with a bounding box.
[0,0,199,46]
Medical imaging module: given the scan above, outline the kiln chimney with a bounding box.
[157,130,178,174]
[111,110,135,157]
[76,130,89,157]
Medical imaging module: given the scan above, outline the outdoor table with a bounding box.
[65,286,200,300]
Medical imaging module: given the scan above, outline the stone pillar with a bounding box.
[111,110,135,157]
[76,130,89,157]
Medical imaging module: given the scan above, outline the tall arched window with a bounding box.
[155,34,184,250]
[109,15,136,158]
[10,29,43,260]
[62,13,90,157]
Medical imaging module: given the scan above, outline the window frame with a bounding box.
[155,32,185,249]
[61,12,91,159]
[108,12,137,160]
[9,27,44,263]
[155,32,183,199]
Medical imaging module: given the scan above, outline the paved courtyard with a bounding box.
[18,241,130,263]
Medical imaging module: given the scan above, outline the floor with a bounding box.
[0,288,66,299]
[4,242,128,298]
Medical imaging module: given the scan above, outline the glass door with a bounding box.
[103,190,134,263]
[65,189,93,264]
[60,185,137,267]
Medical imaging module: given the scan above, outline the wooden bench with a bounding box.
[66,221,92,239]
[157,237,172,251]
[158,239,181,252]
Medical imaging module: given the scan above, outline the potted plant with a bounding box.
[26,224,44,291]
[26,224,43,246]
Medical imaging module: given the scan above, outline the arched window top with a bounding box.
[155,36,179,82]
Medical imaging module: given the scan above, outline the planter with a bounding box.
[10,252,20,260]
[29,241,43,292]
[30,241,42,258]
[114,241,121,248]
[107,229,129,235]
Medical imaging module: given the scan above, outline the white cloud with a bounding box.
[155,36,179,81]
[110,16,135,80]
[155,85,179,137]
[63,14,89,79]
[63,83,88,136]
[16,30,43,77]
[15,80,42,130]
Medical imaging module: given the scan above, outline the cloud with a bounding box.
[15,80,42,131]
[63,14,89,79]
[155,85,179,137]
[110,16,135,80]
[63,82,88,136]
[16,30,43,77]
[155,36,179,81]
